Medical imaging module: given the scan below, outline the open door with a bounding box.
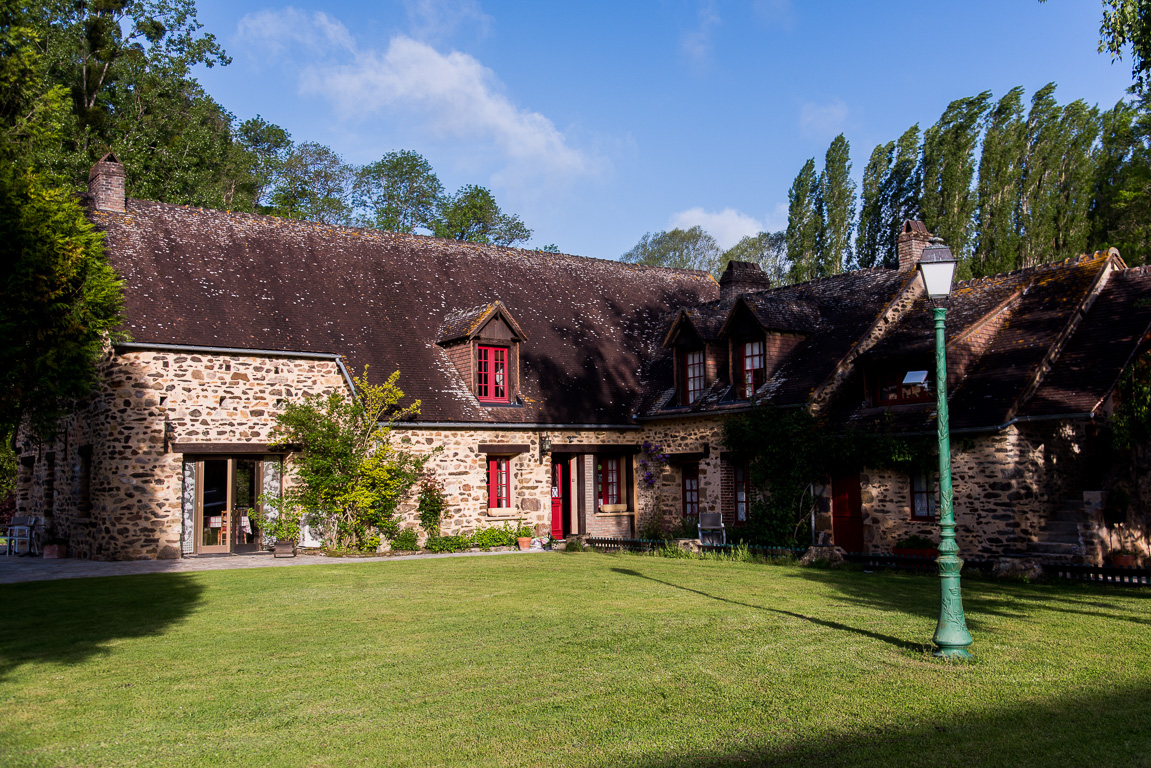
[831,473,864,553]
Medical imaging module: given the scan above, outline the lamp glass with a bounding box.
[918,246,957,299]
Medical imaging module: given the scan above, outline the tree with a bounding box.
[270,368,433,551]
[785,158,821,282]
[818,134,856,275]
[855,140,893,269]
[620,227,721,273]
[268,142,355,225]
[0,165,124,437]
[721,231,789,285]
[1092,98,1151,264]
[236,115,292,210]
[432,184,532,246]
[885,126,924,264]
[921,92,990,259]
[973,87,1027,277]
[354,150,443,233]
[1090,0,1151,90]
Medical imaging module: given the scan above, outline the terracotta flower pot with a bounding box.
[42,544,67,559]
[516,537,532,551]
[1111,553,1138,568]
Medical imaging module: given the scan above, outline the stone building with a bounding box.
[15,158,1151,563]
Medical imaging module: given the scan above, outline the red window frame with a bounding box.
[739,340,766,400]
[682,463,699,518]
[597,456,622,506]
[477,346,509,402]
[488,457,511,508]
[733,461,749,525]
[876,369,931,404]
[911,472,936,520]
[683,349,705,404]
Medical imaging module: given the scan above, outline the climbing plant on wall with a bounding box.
[723,407,935,546]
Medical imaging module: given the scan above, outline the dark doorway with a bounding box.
[831,473,864,553]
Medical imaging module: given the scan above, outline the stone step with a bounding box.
[1027,541,1080,555]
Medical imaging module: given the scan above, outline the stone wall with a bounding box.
[16,347,345,560]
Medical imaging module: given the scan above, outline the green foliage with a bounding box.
[354,150,443,233]
[973,87,1027,277]
[819,134,856,275]
[637,515,669,541]
[854,126,922,270]
[720,231,789,284]
[562,536,586,552]
[894,534,937,549]
[424,521,534,553]
[254,493,303,544]
[268,142,355,224]
[1112,348,1151,450]
[786,157,821,282]
[1093,0,1151,90]
[432,184,532,246]
[921,92,991,260]
[416,477,447,537]
[0,165,124,436]
[424,534,469,553]
[270,367,432,551]
[391,528,420,551]
[620,226,721,274]
[723,406,934,546]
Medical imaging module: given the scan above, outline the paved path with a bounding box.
[0,548,548,585]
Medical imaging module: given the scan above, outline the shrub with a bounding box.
[425,534,469,553]
[638,515,669,541]
[894,535,936,549]
[563,537,585,553]
[392,528,420,551]
[417,477,447,537]
[472,523,518,549]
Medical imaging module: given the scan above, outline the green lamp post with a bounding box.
[917,238,974,660]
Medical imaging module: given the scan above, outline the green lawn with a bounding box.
[1,552,1149,768]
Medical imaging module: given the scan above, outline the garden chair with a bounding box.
[6,516,40,556]
[697,512,725,547]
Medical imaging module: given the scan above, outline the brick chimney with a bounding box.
[896,220,932,271]
[719,260,772,301]
[88,153,126,213]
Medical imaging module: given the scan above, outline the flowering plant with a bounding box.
[637,441,669,488]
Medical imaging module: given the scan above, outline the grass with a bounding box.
[1,552,1150,767]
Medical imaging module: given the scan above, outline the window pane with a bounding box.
[686,350,705,403]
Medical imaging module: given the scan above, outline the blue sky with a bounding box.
[194,0,1134,259]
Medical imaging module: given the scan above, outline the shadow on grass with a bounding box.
[610,567,926,653]
[599,681,1151,768]
[0,573,204,681]
[785,567,1151,629]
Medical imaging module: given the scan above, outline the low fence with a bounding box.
[582,538,1150,587]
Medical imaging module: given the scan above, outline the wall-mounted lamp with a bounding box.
[539,434,552,463]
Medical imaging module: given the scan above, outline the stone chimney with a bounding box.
[896,220,932,271]
[88,153,126,213]
[719,260,772,301]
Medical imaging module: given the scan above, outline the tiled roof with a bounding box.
[437,301,526,344]
[94,199,717,424]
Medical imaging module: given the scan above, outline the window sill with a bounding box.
[596,508,634,517]
[598,503,628,513]
[486,508,520,518]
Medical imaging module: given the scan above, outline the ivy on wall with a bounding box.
[723,407,935,546]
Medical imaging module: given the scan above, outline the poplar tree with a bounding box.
[855,140,893,269]
[818,134,856,275]
[921,92,990,259]
[1051,99,1101,260]
[887,126,923,266]
[1091,99,1150,264]
[785,158,821,282]
[974,87,1026,277]
[1020,84,1068,267]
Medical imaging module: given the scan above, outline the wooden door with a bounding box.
[197,459,230,554]
[551,459,568,539]
[831,473,864,553]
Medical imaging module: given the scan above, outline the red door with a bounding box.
[551,459,567,539]
[831,474,864,553]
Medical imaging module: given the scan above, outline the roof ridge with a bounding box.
[954,250,1108,288]
[112,197,717,282]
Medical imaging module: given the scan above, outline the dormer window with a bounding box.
[437,301,527,407]
[477,346,508,402]
[684,349,705,404]
[738,340,765,399]
[876,368,932,404]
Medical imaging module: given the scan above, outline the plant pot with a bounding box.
[893,547,938,559]
[516,537,532,551]
[273,539,297,558]
[1111,553,1138,567]
[42,544,67,559]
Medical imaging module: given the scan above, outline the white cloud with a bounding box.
[799,98,848,138]
[669,207,764,250]
[236,8,601,190]
[762,202,788,233]
[753,0,796,31]
[681,0,721,64]
[404,0,492,43]
[236,8,354,56]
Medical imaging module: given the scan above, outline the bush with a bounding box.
[638,515,669,541]
[417,477,447,537]
[392,528,420,551]
[424,534,470,553]
[562,537,586,553]
[894,535,936,549]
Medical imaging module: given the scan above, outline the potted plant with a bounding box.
[515,519,533,551]
[257,494,303,558]
[893,535,938,558]
[40,521,67,559]
[1110,548,1140,567]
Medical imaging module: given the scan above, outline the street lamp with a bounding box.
[917,237,974,660]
